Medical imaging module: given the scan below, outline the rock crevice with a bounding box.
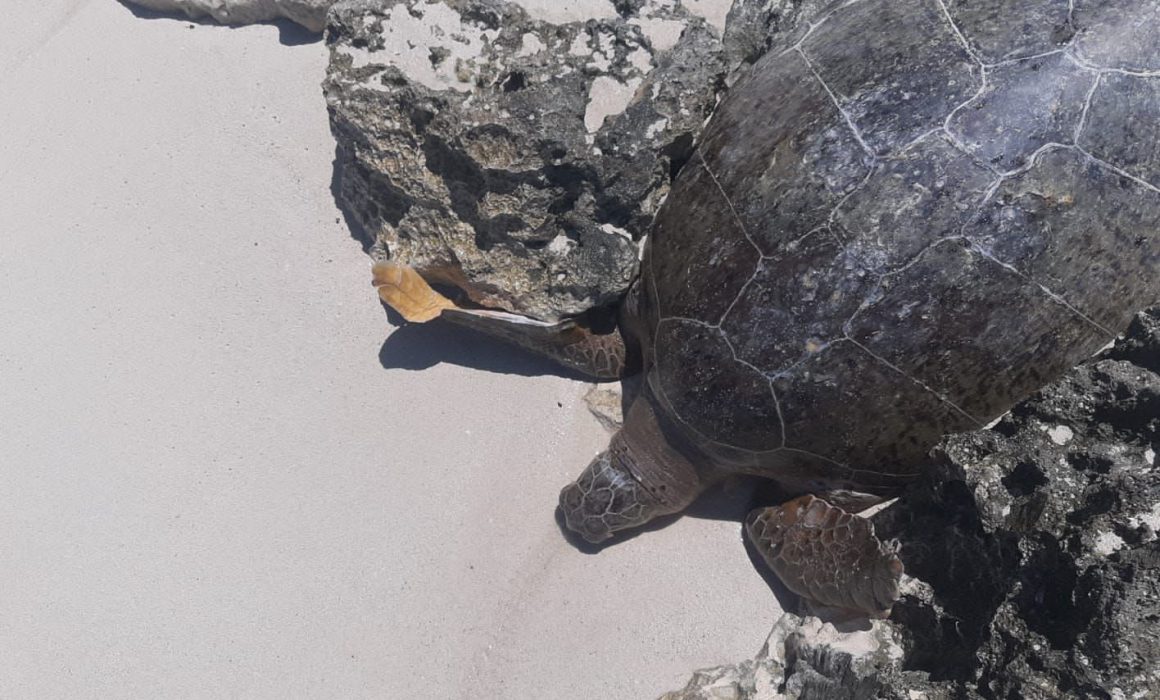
[663,307,1160,700]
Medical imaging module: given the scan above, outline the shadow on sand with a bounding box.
[116,0,320,46]
[555,475,806,612]
[377,310,594,380]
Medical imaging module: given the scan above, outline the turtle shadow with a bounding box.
[556,475,807,611]
[554,477,767,554]
[554,476,770,548]
[378,310,594,380]
[115,0,319,46]
[741,534,808,619]
[554,508,683,554]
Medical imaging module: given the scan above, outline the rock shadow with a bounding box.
[330,150,375,253]
[115,1,320,46]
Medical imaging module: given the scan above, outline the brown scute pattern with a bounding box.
[721,234,877,373]
[697,51,872,256]
[964,147,1160,332]
[800,0,980,154]
[948,52,1095,171]
[558,449,657,543]
[654,320,784,452]
[846,239,1108,425]
[440,308,626,380]
[1079,74,1160,188]
[833,135,994,266]
[772,341,963,470]
[647,160,761,321]
[556,325,625,380]
[944,0,1074,63]
[1072,0,1160,72]
[746,495,902,617]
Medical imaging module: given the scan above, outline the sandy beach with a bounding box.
[0,2,776,697]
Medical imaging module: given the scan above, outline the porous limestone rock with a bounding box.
[324,0,739,322]
[660,612,915,700]
[125,0,336,31]
[582,383,624,433]
[663,308,1160,700]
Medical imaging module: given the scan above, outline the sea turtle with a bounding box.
[373,0,1160,617]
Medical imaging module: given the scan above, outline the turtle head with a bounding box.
[559,395,703,543]
[558,446,663,543]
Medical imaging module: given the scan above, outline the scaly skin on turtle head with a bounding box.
[559,391,705,543]
[559,448,666,543]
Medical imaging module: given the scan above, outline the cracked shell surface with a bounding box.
[641,0,1160,487]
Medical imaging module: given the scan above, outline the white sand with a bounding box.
[0,2,776,697]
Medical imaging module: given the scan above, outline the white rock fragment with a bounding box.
[516,0,618,24]
[645,117,669,139]
[1047,424,1074,445]
[1093,531,1125,556]
[585,75,642,132]
[518,32,545,56]
[568,32,590,56]
[601,223,633,239]
[546,234,575,255]
[633,17,687,52]
[682,0,730,34]
[335,2,496,92]
[1127,503,1160,535]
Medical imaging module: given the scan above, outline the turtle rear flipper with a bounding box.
[746,495,903,619]
[371,259,456,323]
[372,261,628,380]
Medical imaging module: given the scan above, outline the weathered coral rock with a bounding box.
[582,383,624,433]
[660,613,911,700]
[124,0,336,31]
[324,0,737,322]
[663,308,1160,699]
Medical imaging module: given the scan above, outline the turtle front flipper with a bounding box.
[372,260,629,380]
[745,495,903,619]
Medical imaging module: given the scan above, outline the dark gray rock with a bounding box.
[324,0,741,322]
[663,307,1160,699]
[870,322,1160,699]
[124,0,335,31]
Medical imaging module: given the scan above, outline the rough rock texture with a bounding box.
[663,308,1160,700]
[324,0,755,322]
[660,612,914,700]
[583,383,625,433]
[124,0,336,31]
